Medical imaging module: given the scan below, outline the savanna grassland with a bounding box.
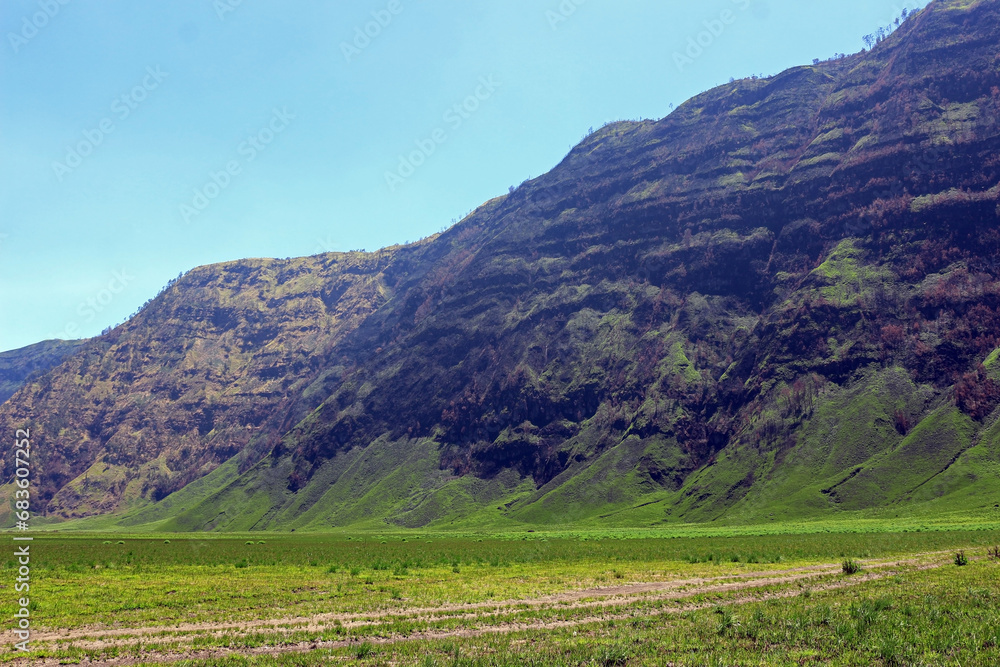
[6,520,1000,665]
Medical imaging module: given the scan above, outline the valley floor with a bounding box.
[4,526,1000,665]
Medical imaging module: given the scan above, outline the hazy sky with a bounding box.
[0,0,929,352]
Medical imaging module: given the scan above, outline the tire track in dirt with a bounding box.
[13,554,947,666]
[29,552,941,645]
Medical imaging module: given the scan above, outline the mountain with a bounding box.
[0,252,405,520]
[3,0,1000,530]
[0,340,88,406]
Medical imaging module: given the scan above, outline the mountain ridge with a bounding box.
[4,0,1000,531]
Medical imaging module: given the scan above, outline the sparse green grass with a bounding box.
[2,524,1000,664]
[21,555,1000,666]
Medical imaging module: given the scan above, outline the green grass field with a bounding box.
[5,517,1000,665]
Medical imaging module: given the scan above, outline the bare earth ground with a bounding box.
[11,552,950,666]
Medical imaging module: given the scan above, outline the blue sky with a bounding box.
[0,0,928,352]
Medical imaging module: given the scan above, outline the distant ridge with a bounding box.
[0,339,87,406]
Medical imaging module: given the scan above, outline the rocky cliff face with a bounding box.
[3,0,1000,530]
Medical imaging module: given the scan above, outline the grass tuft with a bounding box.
[842,558,863,575]
[596,643,632,666]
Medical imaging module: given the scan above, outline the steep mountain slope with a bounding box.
[3,0,1000,530]
[0,250,417,521]
[0,339,87,405]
